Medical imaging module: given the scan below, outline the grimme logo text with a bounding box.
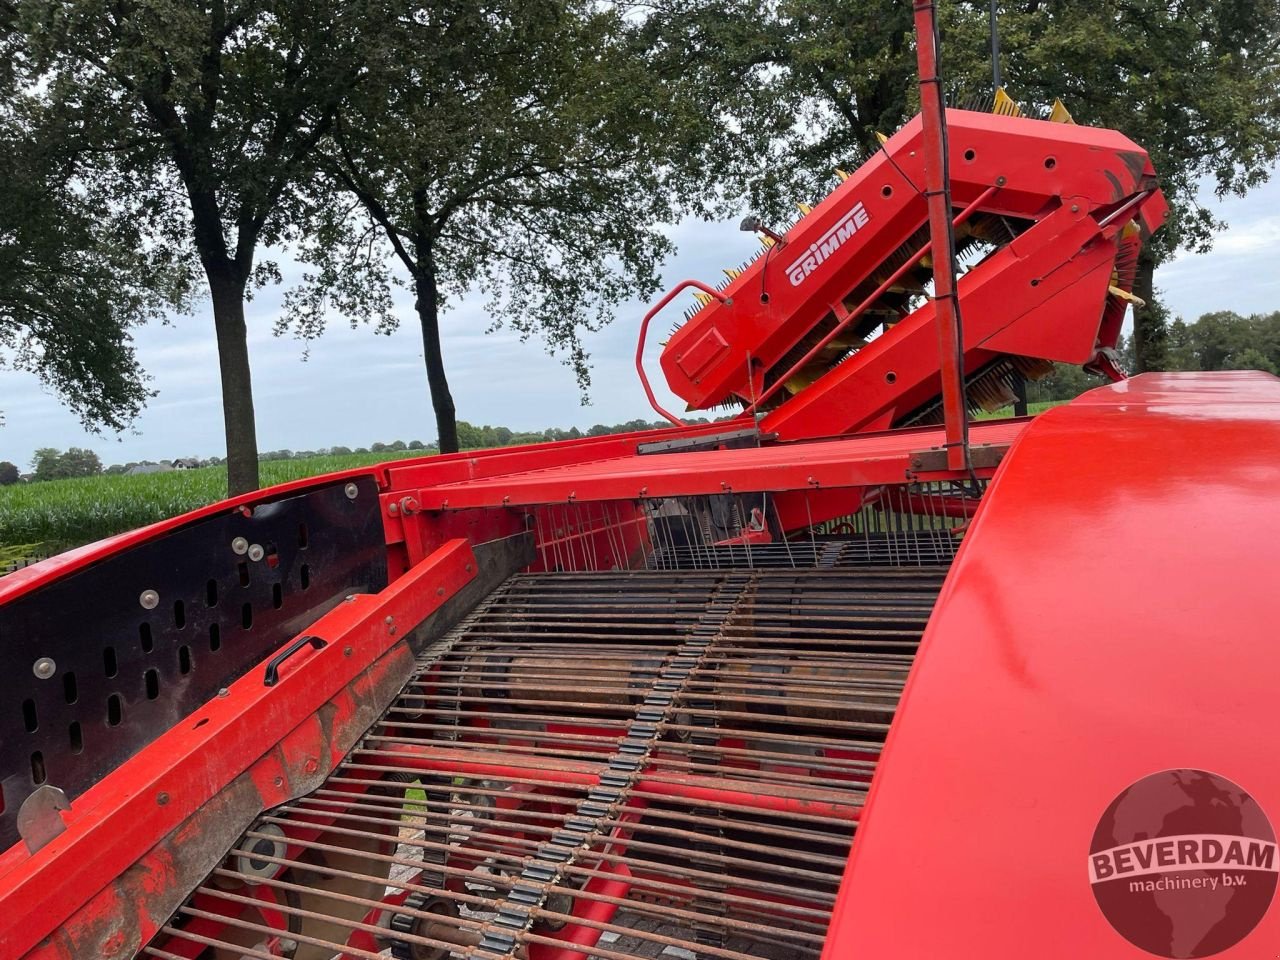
[786,202,870,287]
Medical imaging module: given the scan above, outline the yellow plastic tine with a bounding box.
[796,202,813,215]
[1048,98,1075,124]
[993,87,1023,117]
[835,168,851,181]
[1109,285,1146,307]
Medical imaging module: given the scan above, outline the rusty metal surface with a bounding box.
[139,563,946,960]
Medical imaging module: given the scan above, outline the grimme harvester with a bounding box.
[6,9,1280,960]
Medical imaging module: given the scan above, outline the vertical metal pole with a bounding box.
[990,0,1002,91]
[913,0,971,472]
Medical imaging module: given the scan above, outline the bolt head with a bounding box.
[231,536,249,555]
[344,482,359,500]
[247,543,265,562]
[304,758,319,774]
[32,657,56,680]
[156,791,169,806]
[139,589,160,610]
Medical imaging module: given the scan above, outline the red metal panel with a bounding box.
[822,372,1280,958]
[1,540,477,960]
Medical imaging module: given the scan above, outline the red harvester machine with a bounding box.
[6,16,1280,960]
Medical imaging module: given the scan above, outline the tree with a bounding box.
[1231,346,1278,375]
[0,50,187,430]
[9,0,385,494]
[1159,309,1280,373]
[664,0,1280,373]
[281,0,725,452]
[0,461,19,485]
[31,447,102,481]
[60,447,103,477]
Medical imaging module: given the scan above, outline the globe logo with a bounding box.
[1090,769,1278,957]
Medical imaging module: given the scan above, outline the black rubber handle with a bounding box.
[263,635,327,686]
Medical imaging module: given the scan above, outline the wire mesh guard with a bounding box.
[145,564,945,960]
[527,482,977,575]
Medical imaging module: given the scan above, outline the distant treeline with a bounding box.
[1161,311,1280,375]
[3,418,691,483]
[10,313,1277,486]
[1021,313,1280,404]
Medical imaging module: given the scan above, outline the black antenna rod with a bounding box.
[990,1,1002,90]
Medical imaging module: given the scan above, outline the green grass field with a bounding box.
[0,449,428,559]
[973,400,1058,420]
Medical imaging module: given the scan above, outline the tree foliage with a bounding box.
[280,0,742,452]
[1165,310,1280,374]
[31,446,103,481]
[7,0,385,494]
[0,461,19,485]
[0,42,186,430]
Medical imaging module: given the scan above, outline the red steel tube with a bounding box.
[914,0,971,472]
[635,280,729,426]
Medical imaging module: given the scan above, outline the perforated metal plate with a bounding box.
[0,476,388,851]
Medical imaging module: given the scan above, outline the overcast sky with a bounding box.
[3,177,1279,469]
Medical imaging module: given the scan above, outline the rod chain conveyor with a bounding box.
[145,563,947,960]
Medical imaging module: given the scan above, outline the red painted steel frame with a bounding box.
[659,108,1166,438]
[822,372,1280,959]
[635,278,729,427]
[405,419,1026,511]
[2,540,478,960]
[743,185,1000,415]
[760,192,1165,440]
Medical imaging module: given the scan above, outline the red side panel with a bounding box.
[824,372,1280,958]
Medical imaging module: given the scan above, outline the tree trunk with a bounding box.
[1131,246,1166,374]
[207,267,261,495]
[414,250,459,453]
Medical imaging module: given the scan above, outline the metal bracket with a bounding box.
[17,784,70,854]
[637,428,772,455]
[910,442,1008,474]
